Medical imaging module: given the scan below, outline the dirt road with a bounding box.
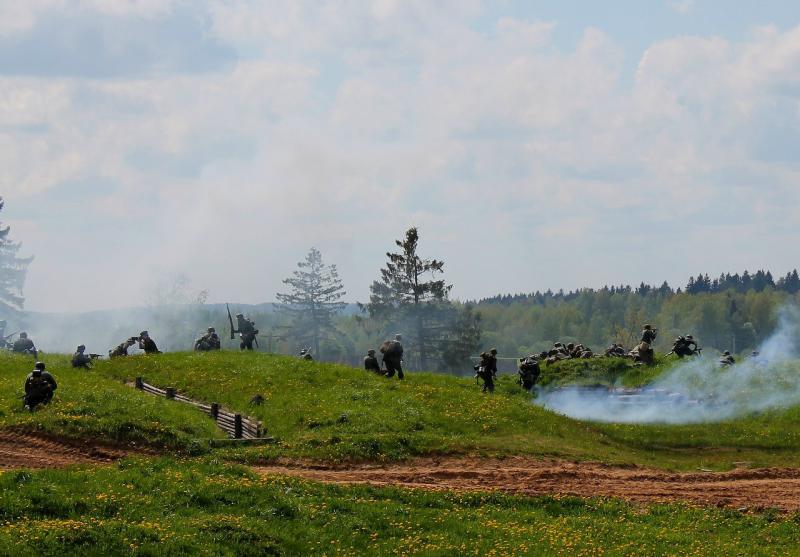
[255,456,800,512]
[0,430,133,469]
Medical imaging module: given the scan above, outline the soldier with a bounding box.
[381,334,404,380]
[71,345,93,368]
[24,362,57,411]
[235,313,258,351]
[194,327,221,351]
[518,355,541,391]
[364,349,382,374]
[12,332,37,358]
[138,331,161,354]
[109,337,137,358]
[671,334,700,358]
[635,324,658,365]
[719,350,736,367]
[476,348,498,393]
[299,348,314,361]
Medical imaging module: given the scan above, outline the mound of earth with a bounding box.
[255,456,800,512]
[0,430,136,469]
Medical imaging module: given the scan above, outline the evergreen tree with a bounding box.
[0,197,33,313]
[277,247,346,359]
[367,227,477,370]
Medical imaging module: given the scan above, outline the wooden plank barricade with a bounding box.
[134,377,268,443]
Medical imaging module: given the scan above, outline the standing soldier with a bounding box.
[12,332,37,358]
[364,349,381,374]
[138,331,161,354]
[24,362,57,411]
[476,348,498,393]
[381,334,404,380]
[194,327,221,351]
[235,313,258,351]
[636,324,658,365]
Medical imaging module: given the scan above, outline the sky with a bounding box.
[1,0,799,312]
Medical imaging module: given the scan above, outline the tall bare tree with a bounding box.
[277,247,346,358]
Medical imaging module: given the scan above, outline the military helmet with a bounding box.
[19,332,28,338]
[300,348,307,354]
[236,313,244,318]
[644,324,652,330]
[34,361,45,371]
[367,349,375,355]
[394,333,402,340]
[207,327,215,333]
[77,344,86,351]
[686,335,693,340]
[489,348,497,354]
[140,331,148,337]
[723,350,730,356]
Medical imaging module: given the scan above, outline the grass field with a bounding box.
[5,351,800,555]
[1,458,799,557]
[0,352,223,451]
[88,351,800,470]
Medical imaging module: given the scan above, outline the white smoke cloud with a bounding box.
[537,304,800,424]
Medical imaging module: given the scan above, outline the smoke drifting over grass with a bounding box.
[537,305,800,424]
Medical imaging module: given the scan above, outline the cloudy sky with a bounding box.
[2,0,799,312]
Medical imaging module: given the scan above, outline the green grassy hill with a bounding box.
[84,351,800,470]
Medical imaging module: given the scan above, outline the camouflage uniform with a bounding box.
[518,355,541,391]
[109,337,137,358]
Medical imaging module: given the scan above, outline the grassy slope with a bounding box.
[1,458,798,557]
[0,353,223,450]
[97,352,800,470]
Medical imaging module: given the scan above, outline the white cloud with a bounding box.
[1,2,799,311]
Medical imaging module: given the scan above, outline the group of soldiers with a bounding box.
[473,348,542,393]
[362,334,405,379]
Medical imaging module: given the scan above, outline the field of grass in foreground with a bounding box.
[0,353,223,450]
[96,351,800,470]
[1,458,799,557]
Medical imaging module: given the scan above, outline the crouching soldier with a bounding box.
[138,331,161,354]
[476,348,498,393]
[364,349,382,374]
[194,327,221,351]
[24,362,57,411]
[71,345,95,368]
[12,332,37,358]
[518,355,541,391]
[109,337,137,358]
[719,350,735,367]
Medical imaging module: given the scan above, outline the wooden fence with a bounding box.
[134,377,265,440]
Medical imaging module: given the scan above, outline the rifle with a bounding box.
[89,354,102,359]
[227,304,236,340]
[3,331,18,341]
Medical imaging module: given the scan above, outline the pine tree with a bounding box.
[277,247,346,359]
[366,227,475,370]
[0,197,33,313]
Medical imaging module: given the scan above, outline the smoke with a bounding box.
[536,304,800,424]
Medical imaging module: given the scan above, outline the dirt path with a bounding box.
[254,456,800,512]
[0,430,134,469]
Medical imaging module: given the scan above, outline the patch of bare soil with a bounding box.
[254,456,800,512]
[0,430,135,469]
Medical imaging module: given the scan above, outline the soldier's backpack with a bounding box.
[28,374,52,398]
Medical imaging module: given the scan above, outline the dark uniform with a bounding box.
[381,335,404,379]
[24,362,57,411]
[194,328,221,351]
[236,314,257,351]
[477,348,498,393]
[12,332,37,358]
[364,350,381,373]
[109,337,137,358]
[138,331,160,354]
[671,335,699,358]
[299,348,314,360]
[518,356,541,391]
[71,345,93,368]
